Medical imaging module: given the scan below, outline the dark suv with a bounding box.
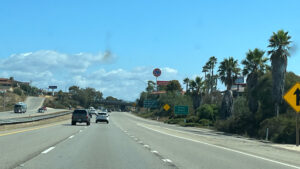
[72,109,91,126]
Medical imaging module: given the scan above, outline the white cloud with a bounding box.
[0,50,181,101]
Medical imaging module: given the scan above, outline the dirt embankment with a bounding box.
[0,93,25,112]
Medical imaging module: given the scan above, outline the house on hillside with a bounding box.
[0,77,29,92]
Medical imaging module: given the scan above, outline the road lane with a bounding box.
[1,112,300,169]
[13,117,176,169]
[112,112,300,169]
[0,121,87,169]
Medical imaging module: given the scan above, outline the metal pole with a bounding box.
[266,128,269,141]
[296,113,299,147]
[156,77,158,91]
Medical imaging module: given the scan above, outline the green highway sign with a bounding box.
[143,100,158,108]
[174,105,189,115]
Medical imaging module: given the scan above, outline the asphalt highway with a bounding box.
[0,112,299,169]
[0,97,66,119]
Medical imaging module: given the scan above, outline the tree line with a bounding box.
[136,30,298,143]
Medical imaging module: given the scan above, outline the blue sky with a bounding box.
[0,0,299,100]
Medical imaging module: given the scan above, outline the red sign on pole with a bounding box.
[157,81,170,86]
[153,68,161,77]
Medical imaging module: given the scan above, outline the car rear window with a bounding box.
[98,113,107,115]
[73,110,87,115]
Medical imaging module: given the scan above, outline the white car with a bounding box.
[96,112,109,124]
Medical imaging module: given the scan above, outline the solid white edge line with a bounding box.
[137,123,300,169]
[41,147,55,154]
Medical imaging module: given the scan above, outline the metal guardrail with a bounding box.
[0,111,72,125]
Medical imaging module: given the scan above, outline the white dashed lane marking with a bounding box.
[41,147,55,154]
[151,150,159,154]
[162,159,172,163]
[69,135,74,139]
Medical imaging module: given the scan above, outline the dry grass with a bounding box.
[0,92,25,112]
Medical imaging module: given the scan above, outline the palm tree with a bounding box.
[195,76,204,94]
[202,65,209,79]
[188,77,204,113]
[189,80,197,92]
[242,48,268,114]
[218,57,240,118]
[202,64,210,93]
[183,77,190,93]
[208,56,217,92]
[268,30,292,117]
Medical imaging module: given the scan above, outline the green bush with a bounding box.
[215,109,256,136]
[232,96,249,117]
[196,104,218,121]
[165,118,184,124]
[178,122,200,127]
[258,116,296,144]
[198,119,212,126]
[186,116,199,123]
[13,88,23,96]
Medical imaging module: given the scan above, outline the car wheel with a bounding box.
[107,121,109,124]
[72,121,76,125]
[96,121,98,123]
[87,122,90,126]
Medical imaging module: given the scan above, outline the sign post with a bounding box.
[49,86,58,96]
[283,82,300,146]
[297,114,299,147]
[174,105,189,123]
[153,68,161,91]
[143,100,158,108]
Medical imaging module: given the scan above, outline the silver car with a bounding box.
[96,112,109,124]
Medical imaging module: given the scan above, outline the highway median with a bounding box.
[0,111,72,131]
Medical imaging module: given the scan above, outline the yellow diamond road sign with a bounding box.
[283,83,300,113]
[163,104,170,111]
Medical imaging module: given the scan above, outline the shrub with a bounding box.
[186,116,199,123]
[178,122,200,127]
[198,119,212,126]
[13,88,23,96]
[232,96,249,117]
[258,116,296,144]
[165,118,184,124]
[196,104,218,121]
